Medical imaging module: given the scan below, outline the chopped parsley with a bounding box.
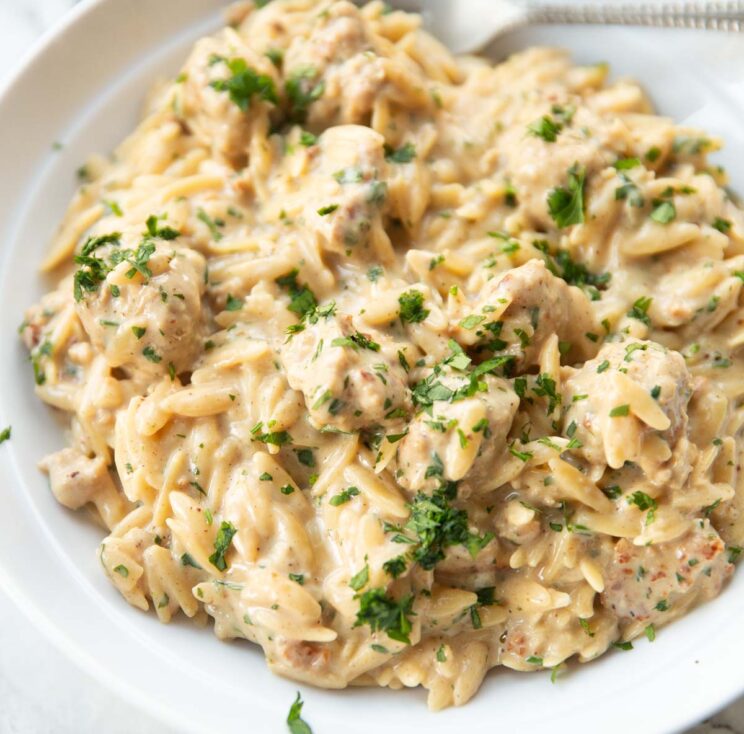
[398,290,429,324]
[209,57,278,111]
[333,167,363,184]
[353,588,414,644]
[349,564,369,591]
[367,265,384,282]
[527,114,562,142]
[509,445,533,462]
[329,486,360,506]
[31,340,53,385]
[673,136,711,156]
[579,618,595,637]
[285,66,325,123]
[650,199,676,224]
[142,346,161,364]
[317,204,338,216]
[615,173,645,208]
[275,269,318,319]
[645,146,661,162]
[547,163,586,228]
[331,332,380,351]
[251,425,292,446]
[411,349,514,409]
[196,208,224,241]
[627,295,652,325]
[287,692,313,734]
[104,199,123,217]
[614,157,641,170]
[382,555,407,578]
[460,314,485,330]
[144,214,179,240]
[264,47,283,68]
[384,142,416,163]
[602,485,622,500]
[115,240,156,280]
[295,448,315,467]
[181,553,201,569]
[208,520,237,571]
[533,373,561,414]
[0,426,10,444]
[72,232,122,301]
[403,483,494,570]
[535,241,610,299]
[225,294,243,311]
[628,490,658,524]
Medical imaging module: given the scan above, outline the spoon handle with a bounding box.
[526,2,744,30]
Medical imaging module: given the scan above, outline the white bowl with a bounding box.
[1,2,743,732]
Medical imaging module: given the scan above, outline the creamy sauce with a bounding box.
[21,0,744,710]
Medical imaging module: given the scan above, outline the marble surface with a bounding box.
[0,2,742,733]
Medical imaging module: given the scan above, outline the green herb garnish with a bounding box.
[285,66,325,123]
[208,520,237,571]
[384,142,416,163]
[210,57,278,111]
[353,588,414,644]
[329,486,360,506]
[287,691,313,734]
[398,290,429,324]
[627,295,652,325]
[528,115,562,142]
[547,163,586,228]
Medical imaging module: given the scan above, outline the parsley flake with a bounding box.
[399,290,429,324]
[384,142,416,163]
[627,295,652,325]
[527,115,562,142]
[329,486,360,506]
[208,521,237,571]
[353,588,414,644]
[547,163,586,228]
[209,57,278,111]
[285,66,325,123]
[650,199,676,224]
[287,692,313,734]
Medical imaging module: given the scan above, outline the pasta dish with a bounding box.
[21,0,744,710]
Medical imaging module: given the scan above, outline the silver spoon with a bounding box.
[383,1,744,55]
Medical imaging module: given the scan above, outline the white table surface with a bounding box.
[1,2,744,733]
